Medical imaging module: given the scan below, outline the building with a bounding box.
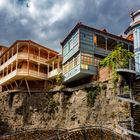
[61,23,133,83]
[0,45,8,56]
[117,8,140,140]
[0,40,61,92]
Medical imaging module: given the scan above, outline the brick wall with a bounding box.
[98,67,112,82]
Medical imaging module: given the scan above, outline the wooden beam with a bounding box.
[19,80,23,86]
[34,80,39,85]
[10,83,13,90]
[25,79,31,96]
[15,81,18,88]
[5,85,9,91]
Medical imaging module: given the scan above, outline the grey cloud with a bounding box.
[0,0,140,53]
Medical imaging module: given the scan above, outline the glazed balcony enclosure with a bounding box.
[61,23,133,83]
[0,40,60,86]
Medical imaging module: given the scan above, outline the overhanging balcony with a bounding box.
[118,121,140,138]
[117,92,140,105]
[0,52,49,72]
[94,47,111,57]
[116,59,136,83]
[0,69,47,85]
[48,68,62,78]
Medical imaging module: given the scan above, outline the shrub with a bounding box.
[86,86,100,107]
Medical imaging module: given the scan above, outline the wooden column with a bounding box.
[38,48,40,61]
[11,63,13,72]
[28,42,30,59]
[52,61,54,70]
[38,63,40,75]
[57,60,60,69]
[48,51,50,60]
[16,60,18,71]
[17,43,19,54]
[6,67,8,75]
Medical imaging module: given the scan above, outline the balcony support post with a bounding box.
[6,85,9,91]
[15,81,18,88]
[19,80,23,86]
[25,78,31,96]
[10,83,13,90]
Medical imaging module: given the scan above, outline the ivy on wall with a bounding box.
[99,43,134,84]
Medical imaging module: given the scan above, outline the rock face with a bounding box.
[0,81,130,137]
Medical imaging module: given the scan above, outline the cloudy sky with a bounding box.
[0,0,140,52]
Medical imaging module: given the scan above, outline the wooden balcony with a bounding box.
[48,68,61,78]
[0,54,17,71]
[0,69,47,85]
[94,47,111,57]
[0,52,49,72]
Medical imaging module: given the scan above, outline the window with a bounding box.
[94,56,101,66]
[81,64,88,69]
[69,40,73,50]
[81,53,93,65]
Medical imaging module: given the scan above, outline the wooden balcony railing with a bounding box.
[48,68,61,78]
[0,69,47,85]
[0,54,17,71]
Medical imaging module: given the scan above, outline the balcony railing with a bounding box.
[0,54,17,71]
[48,68,61,78]
[0,52,49,72]
[118,120,140,137]
[0,69,47,85]
[0,70,17,85]
[117,92,140,105]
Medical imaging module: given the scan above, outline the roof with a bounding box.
[60,22,133,46]
[0,45,8,49]
[130,8,140,18]
[0,40,59,57]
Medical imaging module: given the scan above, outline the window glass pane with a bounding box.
[81,53,93,65]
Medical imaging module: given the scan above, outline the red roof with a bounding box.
[60,22,133,46]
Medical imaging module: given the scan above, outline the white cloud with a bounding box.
[48,2,72,24]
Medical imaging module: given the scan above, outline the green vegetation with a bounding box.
[86,86,101,107]
[99,44,134,84]
[55,73,63,85]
